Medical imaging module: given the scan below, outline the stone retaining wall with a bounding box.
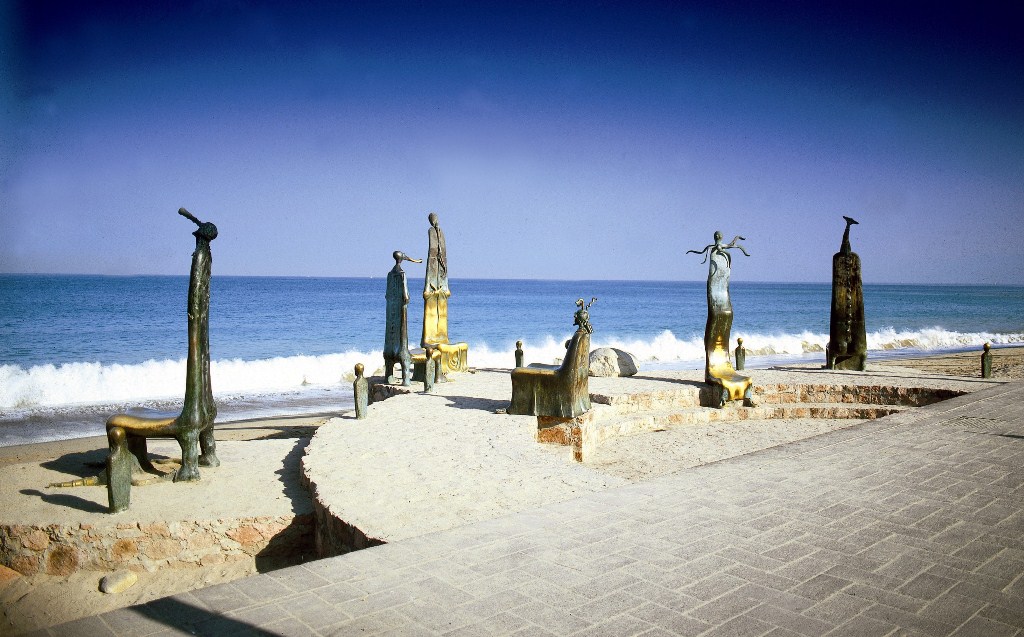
[0,514,314,576]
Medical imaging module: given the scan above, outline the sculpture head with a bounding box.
[737,337,743,346]
[984,342,991,352]
[179,208,218,241]
[428,212,439,228]
[714,230,723,242]
[393,251,423,266]
[354,362,365,377]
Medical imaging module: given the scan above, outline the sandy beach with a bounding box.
[1,347,1020,634]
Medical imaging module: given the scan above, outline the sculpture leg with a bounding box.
[384,356,396,384]
[174,429,201,482]
[126,434,158,474]
[106,427,132,513]
[400,353,412,387]
[199,427,220,467]
[743,385,756,408]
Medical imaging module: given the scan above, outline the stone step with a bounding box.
[563,402,910,462]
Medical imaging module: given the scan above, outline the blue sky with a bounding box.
[2,1,1022,283]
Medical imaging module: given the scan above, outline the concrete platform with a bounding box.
[40,371,1024,636]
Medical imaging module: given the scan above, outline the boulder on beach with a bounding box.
[589,348,640,377]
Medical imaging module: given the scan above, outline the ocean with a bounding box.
[2,274,1022,446]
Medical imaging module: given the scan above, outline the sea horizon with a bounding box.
[2,274,1022,446]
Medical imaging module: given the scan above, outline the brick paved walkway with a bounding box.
[41,381,1024,636]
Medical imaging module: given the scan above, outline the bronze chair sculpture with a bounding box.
[104,208,220,485]
[688,232,755,408]
[412,212,469,376]
[383,251,421,385]
[509,298,595,418]
[826,216,867,371]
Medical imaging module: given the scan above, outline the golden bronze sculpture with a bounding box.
[414,212,469,374]
[826,216,867,371]
[353,363,369,419]
[509,298,595,417]
[688,232,755,408]
[384,251,421,386]
[735,337,746,371]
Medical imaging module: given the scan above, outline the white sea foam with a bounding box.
[1,327,1021,411]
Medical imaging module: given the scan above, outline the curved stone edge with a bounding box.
[0,514,314,577]
[300,465,385,559]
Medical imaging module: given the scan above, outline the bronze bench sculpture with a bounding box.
[688,232,755,408]
[106,209,220,490]
[508,298,595,418]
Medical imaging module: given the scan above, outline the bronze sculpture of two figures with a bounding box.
[383,212,469,385]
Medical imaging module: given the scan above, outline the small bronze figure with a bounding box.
[735,337,746,371]
[353,363,369,419]
[826,216,867,371]
[515,340,524,368]
[509,299,595,417]
[384,251,422,386]
[982,342,992,378]
[687,232,754,407]
[424,345,437,392]
[106,427,132,513]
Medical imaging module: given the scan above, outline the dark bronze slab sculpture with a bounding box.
[826,216,867,371]
[103,208,220,489]
[415,212,469,374]
[688,232,755,408]
[384,251,422,386]
[509,298,595,418]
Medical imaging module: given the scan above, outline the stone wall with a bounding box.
[0,514,314,576]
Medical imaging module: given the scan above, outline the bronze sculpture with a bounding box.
[826,216,867,371]
[509,299,595,417]
[353,363,369,418]
[515,340,524,368]
[414,212,469,374]
[735,337,746,371]
[982,342,992,378]
[687,232,754,408]
[384,251,422,386]
[102,208,220,486]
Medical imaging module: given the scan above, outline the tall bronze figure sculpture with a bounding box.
[384,251,421,386]
[414,212,469,374]
[688,232,755,408]
[105,208,220,485]
[826,216,867,371]
[509,298,595,417]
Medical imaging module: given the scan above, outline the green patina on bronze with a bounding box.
[384,251,422,386]
[106,427,132,513]
[735,338,746,371]
[514,340,524,368]
[103,208,220,489]
[353,363,369,419]
[687,232,755,408]
[508,298,595,417]
[982,343,992,378]
[826,216,867,371]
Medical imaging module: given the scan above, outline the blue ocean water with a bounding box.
[2,274,1022,445]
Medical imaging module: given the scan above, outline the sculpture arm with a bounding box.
[686,244,714,264]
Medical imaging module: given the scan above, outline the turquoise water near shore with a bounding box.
[2,274,1022,445]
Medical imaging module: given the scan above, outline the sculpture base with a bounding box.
[826,354,867,372]
[536,411,595,463]
[412,342,469,379]
[705,366,755,408]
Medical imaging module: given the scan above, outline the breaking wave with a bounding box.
[1,327,1021,412]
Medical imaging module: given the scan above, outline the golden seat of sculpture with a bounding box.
[412,341,469,377]
[707,348,753,407]
[106,411,180,437]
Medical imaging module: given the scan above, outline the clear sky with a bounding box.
[2,1,1022,284]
